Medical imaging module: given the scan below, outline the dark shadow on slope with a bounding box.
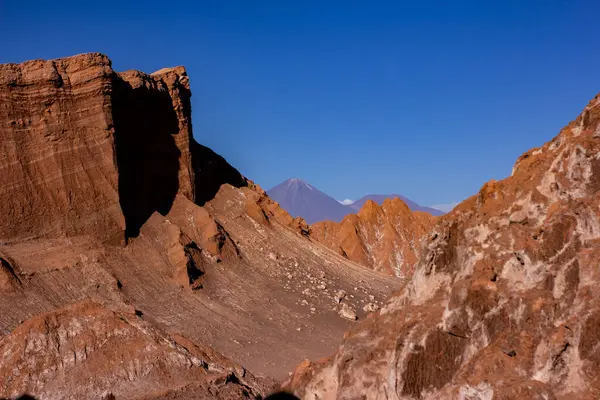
[0,396,38,400]
[265,392,300,400]
[0,255,22,286]
[191,140,247,206]
[112,75,181,239]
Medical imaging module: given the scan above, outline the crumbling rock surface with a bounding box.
[286,94,600,399]
[0,54,400,399]
[0,302,270,400]
[311,198,436,277]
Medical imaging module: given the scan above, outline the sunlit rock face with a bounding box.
[287,94,600,400]
[311,198,436,278]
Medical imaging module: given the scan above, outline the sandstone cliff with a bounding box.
[287,94,600,399]
[0,54,122,241]
[311,198,436,277]
[0,54,247,243]
[0,54,401,399]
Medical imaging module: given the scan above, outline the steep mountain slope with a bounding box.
[349,194,445,216]
[0,54,401,399]
[267,178,351,224]
[287,94,600,399]
[311,198,436,277]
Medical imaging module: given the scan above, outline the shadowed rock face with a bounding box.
[286,94,600,399]
[191,140,247,206]
[0,54,401,399]
[112,71,182,238]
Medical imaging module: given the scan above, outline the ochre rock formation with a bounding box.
[311,198,436,277]
[286,94,600,399]
[0,54,123,241]
[0,54,401,399]
[0,301,272,399]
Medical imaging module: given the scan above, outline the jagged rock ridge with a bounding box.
[349,194,444,216]
[287,94,600,399]
[310,198,436,277]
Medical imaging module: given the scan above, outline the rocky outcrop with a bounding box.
[311,198,436,277]
[0,54,401,399]
[0,301,271,399]
[287,94,600,398]
[0,53,247,242]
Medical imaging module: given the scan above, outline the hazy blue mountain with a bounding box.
[268,179,445,224]
[267,178,351,224]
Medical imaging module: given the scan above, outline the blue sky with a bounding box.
[2,1,600,207]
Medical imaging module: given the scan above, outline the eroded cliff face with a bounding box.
[287,95,600,399]
[0,54,400,399]
[311,198,436,277]
[0,54,247,242]
[0,54,122,241]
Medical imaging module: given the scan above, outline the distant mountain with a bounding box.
[267,179,445,223]
[349,194,444,216]
[267,178,351,224]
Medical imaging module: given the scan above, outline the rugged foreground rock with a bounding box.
[0,54,401,399]
[286,95,600,398]
[0,302,272,399]
[311,198,435,277]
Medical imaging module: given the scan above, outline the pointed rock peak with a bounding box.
[267,178,351,224]
[285,178,314,190]
[358,199,380,217]
[573,92,600,133]
[382,196,410,212]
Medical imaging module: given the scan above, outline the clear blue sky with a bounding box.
[2,1,600,207]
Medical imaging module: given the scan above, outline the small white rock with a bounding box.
[363,303,379,313]
[334,290,346,303]
[338,303,357,321]
[509,210,528,224]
